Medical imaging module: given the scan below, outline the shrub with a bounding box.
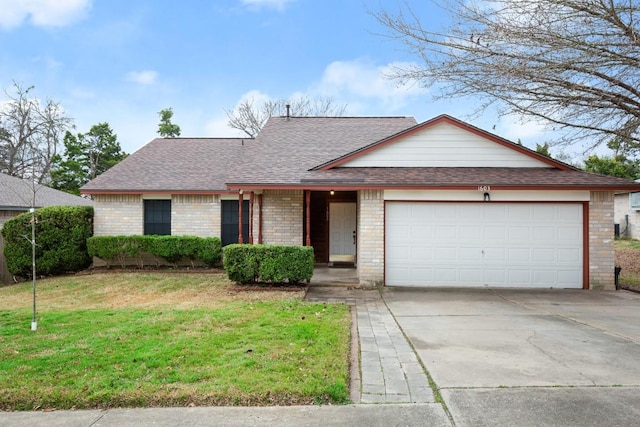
[86,235,222,267]
[1,206,94,278]
[224,244,314,285]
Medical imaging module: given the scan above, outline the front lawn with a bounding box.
[0,272,351,410]
[615,239,640,290]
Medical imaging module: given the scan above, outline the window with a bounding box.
[144,199,171,235]
[221,200,249,246]
[631,192,640,210]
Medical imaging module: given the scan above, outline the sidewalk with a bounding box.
[0,404,450,427]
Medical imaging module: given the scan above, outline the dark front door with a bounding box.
[221,200,249,246]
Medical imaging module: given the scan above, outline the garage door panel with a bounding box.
[483,269,506,285]
[484,226,507,240]
[435,225,457,239]
[508,269,533,284]
[557,270,581,286]
[533,248,555,262]
[532,226,556,241]
[434,268,458,283]
[460,247,482,261]
[411,224,435,239]
[460,225,482,240]
[409,247,434,262]
[410,268,433,282]
[508,248,530,262]
[558,248,581,262]
[385,202,583,288]
[558,226,581,241]
[507,226,530,240]
[533,270,557,285]
[435,247,457,261]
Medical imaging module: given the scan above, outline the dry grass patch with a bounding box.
[615,239,640,291]
[0,271,304,311]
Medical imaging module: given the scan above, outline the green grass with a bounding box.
[615,238,640,250]
[0,273,351,410]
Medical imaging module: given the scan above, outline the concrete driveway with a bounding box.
[382,288,640,426]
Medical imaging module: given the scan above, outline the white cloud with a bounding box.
[125,70,158,85]
[0,0,91,30]
[312,59,428,113]
[240,0,295,11]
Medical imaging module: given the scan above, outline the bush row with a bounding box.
[224,244,314,284]
[87,235,222,267]
[2,206,94,278]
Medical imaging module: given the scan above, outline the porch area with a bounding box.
[310,265,359,286]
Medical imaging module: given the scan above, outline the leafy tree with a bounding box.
[374,0,640,150]
[157,108,181,137]
[535,143,552,158]
[0,82,73,183]
[226,95,348,138]
[583,155,640,180]
[50,123,127,195]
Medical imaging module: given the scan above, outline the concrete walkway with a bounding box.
[305,286,435,404]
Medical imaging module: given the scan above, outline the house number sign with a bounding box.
[477,185,491,191]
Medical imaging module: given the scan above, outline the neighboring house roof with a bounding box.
[0,172,93,210]
[81,138,253,193]
[81,114,640,194]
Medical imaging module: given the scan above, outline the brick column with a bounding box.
[358,190,384,287]
[589,191,615,289]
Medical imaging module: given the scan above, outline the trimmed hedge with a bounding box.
[1,205,94,278]
[86,235,222,267]
[224,244,314,284]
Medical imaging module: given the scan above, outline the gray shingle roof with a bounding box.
[225,116,419,185]
[81,138,253,192]
[80,115,640,193]
[0,173,93,209]
[291,167,640,190]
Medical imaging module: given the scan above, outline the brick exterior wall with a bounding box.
[93,194,143,236]
[261,190,303,245]
[589,191,615,290]
[357,190,384,287]
[172,194,219,237]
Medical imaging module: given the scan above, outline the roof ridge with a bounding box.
[273,116,413,119]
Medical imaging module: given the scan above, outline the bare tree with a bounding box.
[226,95,348,138]
[374,0,640,151]
[0,82,73,183]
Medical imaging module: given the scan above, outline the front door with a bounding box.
[329,202,357,263]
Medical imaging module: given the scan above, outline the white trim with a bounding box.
[383,190,590,202]
[342,121,551,168]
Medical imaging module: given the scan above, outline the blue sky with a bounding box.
[0,0,561,155]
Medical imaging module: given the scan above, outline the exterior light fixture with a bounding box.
[484,192,491,202]
[330,190,335,196]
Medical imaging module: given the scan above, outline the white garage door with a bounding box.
[385,202,583,288]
